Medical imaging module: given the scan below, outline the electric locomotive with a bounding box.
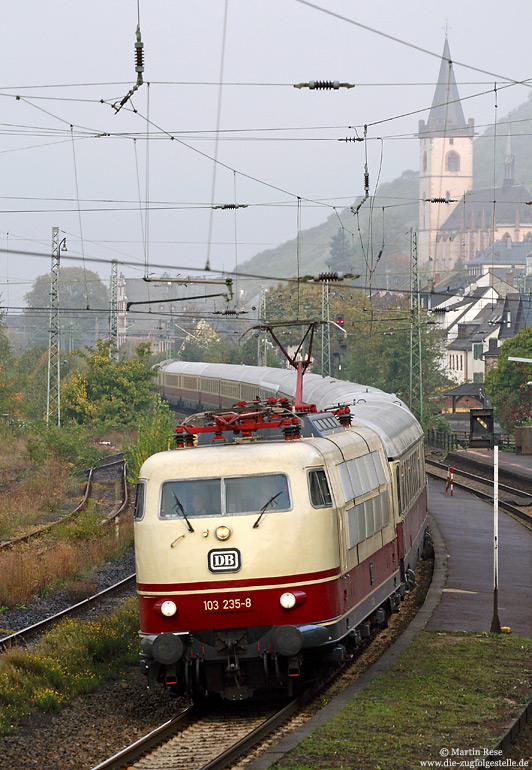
[134,362,428,701]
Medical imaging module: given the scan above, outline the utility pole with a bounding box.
[257,287,267,366]
[46,227,66,426]
[109,260,119,360]
[321,278,331,376]
[409,229,423,422]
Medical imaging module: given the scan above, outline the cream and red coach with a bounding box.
[134,362,428,701]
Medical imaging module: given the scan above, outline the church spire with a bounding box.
[428,38,467,131]
[503,127,515,187]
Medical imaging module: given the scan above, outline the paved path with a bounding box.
[427,477,532,637]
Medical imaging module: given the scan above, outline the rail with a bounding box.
[0,455,127,551]
[0,573,136,651]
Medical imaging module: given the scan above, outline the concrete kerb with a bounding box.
[246,513,447,770]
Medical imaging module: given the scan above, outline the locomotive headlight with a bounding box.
[215,525,231,541]
[279,590,307,610]
[280,592,297,609]
[160,600,177,617]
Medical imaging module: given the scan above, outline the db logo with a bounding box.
[208,548,241,573]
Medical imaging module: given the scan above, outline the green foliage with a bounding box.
[0,598,139,734]
[53,502,105,541]
[23,421,103,469]
[123,394,174,483]
[262,284,451,413]
[61,339,155,428]
[13,346,80,420]
[483,327,532,432]
[0,311,18,419]
[178,332,281,368]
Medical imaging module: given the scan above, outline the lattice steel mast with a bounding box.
[46,227,63,426]
[257,287,267,366]
[109,260,119,359]
[409,228,423,422]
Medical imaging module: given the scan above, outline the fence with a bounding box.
[425,429,515,452]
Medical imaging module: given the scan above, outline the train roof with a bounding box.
[159,361,423,459]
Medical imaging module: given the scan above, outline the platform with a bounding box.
[427,477,532,637]
[446,447,532,483]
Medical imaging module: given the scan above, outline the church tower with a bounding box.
[418,39,474,269]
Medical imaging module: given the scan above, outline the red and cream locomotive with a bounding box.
[134,361,428,701]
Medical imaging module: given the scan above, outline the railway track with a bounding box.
[89,558,433,770]
[91,696,308,770]
[0,453,128,551]
[426,457,532,528]
[0,573,136,650]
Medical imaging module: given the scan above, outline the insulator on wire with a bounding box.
[364,170,370,194]
[309,80,339,90]
[135,25,144,86]
[294,81,354,90]
[426,197,456,204]
[316,271,343,282]
[339,136,364,142]
[212,203,248,210]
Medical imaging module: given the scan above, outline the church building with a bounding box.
[418,38,474,267]
[418,39,532,271]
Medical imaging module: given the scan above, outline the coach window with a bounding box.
[308,469,332,508]
[134,481,146,521]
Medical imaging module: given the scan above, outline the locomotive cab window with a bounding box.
[134,481,146,521]
[308,469,332,508]
[159,474,290,518]
[160,479,222,519]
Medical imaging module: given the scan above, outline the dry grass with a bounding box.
[0,517,133,607]
[0,458,72,539]
[0,434,27,482]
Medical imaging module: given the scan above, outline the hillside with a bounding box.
[239,170,419,289]
[239,92,532,287]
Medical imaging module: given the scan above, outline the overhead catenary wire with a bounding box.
[70,125,90,308]
[205,0,229,272]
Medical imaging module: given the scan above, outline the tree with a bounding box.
[123,395,174,483]
[483,327,532,432]
[23,267,109,348]
[14,346,80,420]
[0,311,18,419]
[61,339,155,427]
[329,228,353,272]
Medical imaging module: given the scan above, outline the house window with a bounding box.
[446,151,460,172]
[473,372,484,383]
[473,344,483,360]
[423,151,427,173]
[449,137,454,145]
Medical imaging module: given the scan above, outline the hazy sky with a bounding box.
[1,0,531,312]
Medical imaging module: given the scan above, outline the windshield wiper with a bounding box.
[253,491,283,528]
[173,493,194,532]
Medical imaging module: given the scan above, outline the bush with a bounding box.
[123,394,174,483]
[23,422,104,470]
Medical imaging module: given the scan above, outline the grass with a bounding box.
[0,456,73,539]
[0,515,133,608]
[273,631,532,770]
[0,597,139,734]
